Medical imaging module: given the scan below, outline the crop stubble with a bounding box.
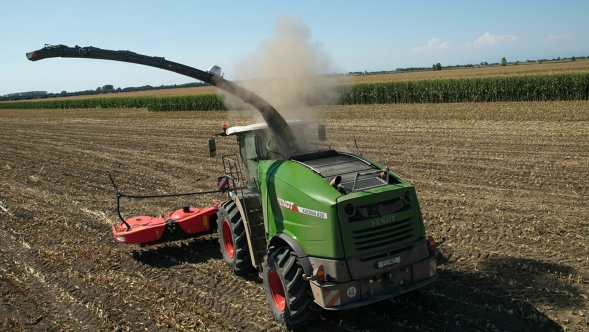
[0,102,588,331]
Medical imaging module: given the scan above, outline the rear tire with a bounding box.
[262,247,322,329]
[217,201,253,274]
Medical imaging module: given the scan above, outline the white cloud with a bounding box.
[541,34,572,43]
[411,37,450,53]
[465,32,517,48]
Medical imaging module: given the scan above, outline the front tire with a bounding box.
[262,247,322,329]
[217,201,253,274]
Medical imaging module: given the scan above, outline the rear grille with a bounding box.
[340,176,387,192]
[351,217,415,251]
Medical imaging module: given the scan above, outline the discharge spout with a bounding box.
[26,44,299,155]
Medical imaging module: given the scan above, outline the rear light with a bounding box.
[344,204,354,216]
[222,123,228,130]
[428,236,436,252]
[317,265,325,283]
[404,191,412,203]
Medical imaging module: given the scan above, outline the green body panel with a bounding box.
[334,155,426,256]
[258,156,426,260]
[259,160,345,258]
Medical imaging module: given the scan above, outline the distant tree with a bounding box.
[501,57,507,66]
[96,87,102,92]
[60,90,67,95]
[571,56,576,62]
[102,84,114,91]
[557,56,561,61]
[432,63,442,71]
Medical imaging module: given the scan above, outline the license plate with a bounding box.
[377,256,401,268]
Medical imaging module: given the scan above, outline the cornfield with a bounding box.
[0,95,227,111]
[1,73,588,111]
[144,95,226,111]
[338,73,589,104]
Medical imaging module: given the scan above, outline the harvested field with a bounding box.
[1,102,588,331]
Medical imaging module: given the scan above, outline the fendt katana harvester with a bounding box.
[27,44,438,329]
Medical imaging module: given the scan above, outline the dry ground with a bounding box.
[1,102,588,331]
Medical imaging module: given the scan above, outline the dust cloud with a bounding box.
[221,15,349,123]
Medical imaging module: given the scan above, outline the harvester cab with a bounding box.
[209,119,320,186]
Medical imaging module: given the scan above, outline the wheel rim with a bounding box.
[268,270,286,311]
[222,219,234,258]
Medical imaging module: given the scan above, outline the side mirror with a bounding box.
[208,137,216,157]
[318,124,326,141]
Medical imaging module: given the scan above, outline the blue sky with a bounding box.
[1,0,588,95]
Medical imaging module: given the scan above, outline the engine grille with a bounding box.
[351,217,416,252]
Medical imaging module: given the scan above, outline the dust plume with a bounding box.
[221,15,349,122]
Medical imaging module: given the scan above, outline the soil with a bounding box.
[1,103,587,331]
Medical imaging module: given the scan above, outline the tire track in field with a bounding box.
[3,106,587,330]
[121,241,282,331]
[1,124,283,329]
[0,169,250,327]
[0,205,170,330]
[0,223,111,330]
[5,189,275,331]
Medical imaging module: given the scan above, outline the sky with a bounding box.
[1,0,588,96]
